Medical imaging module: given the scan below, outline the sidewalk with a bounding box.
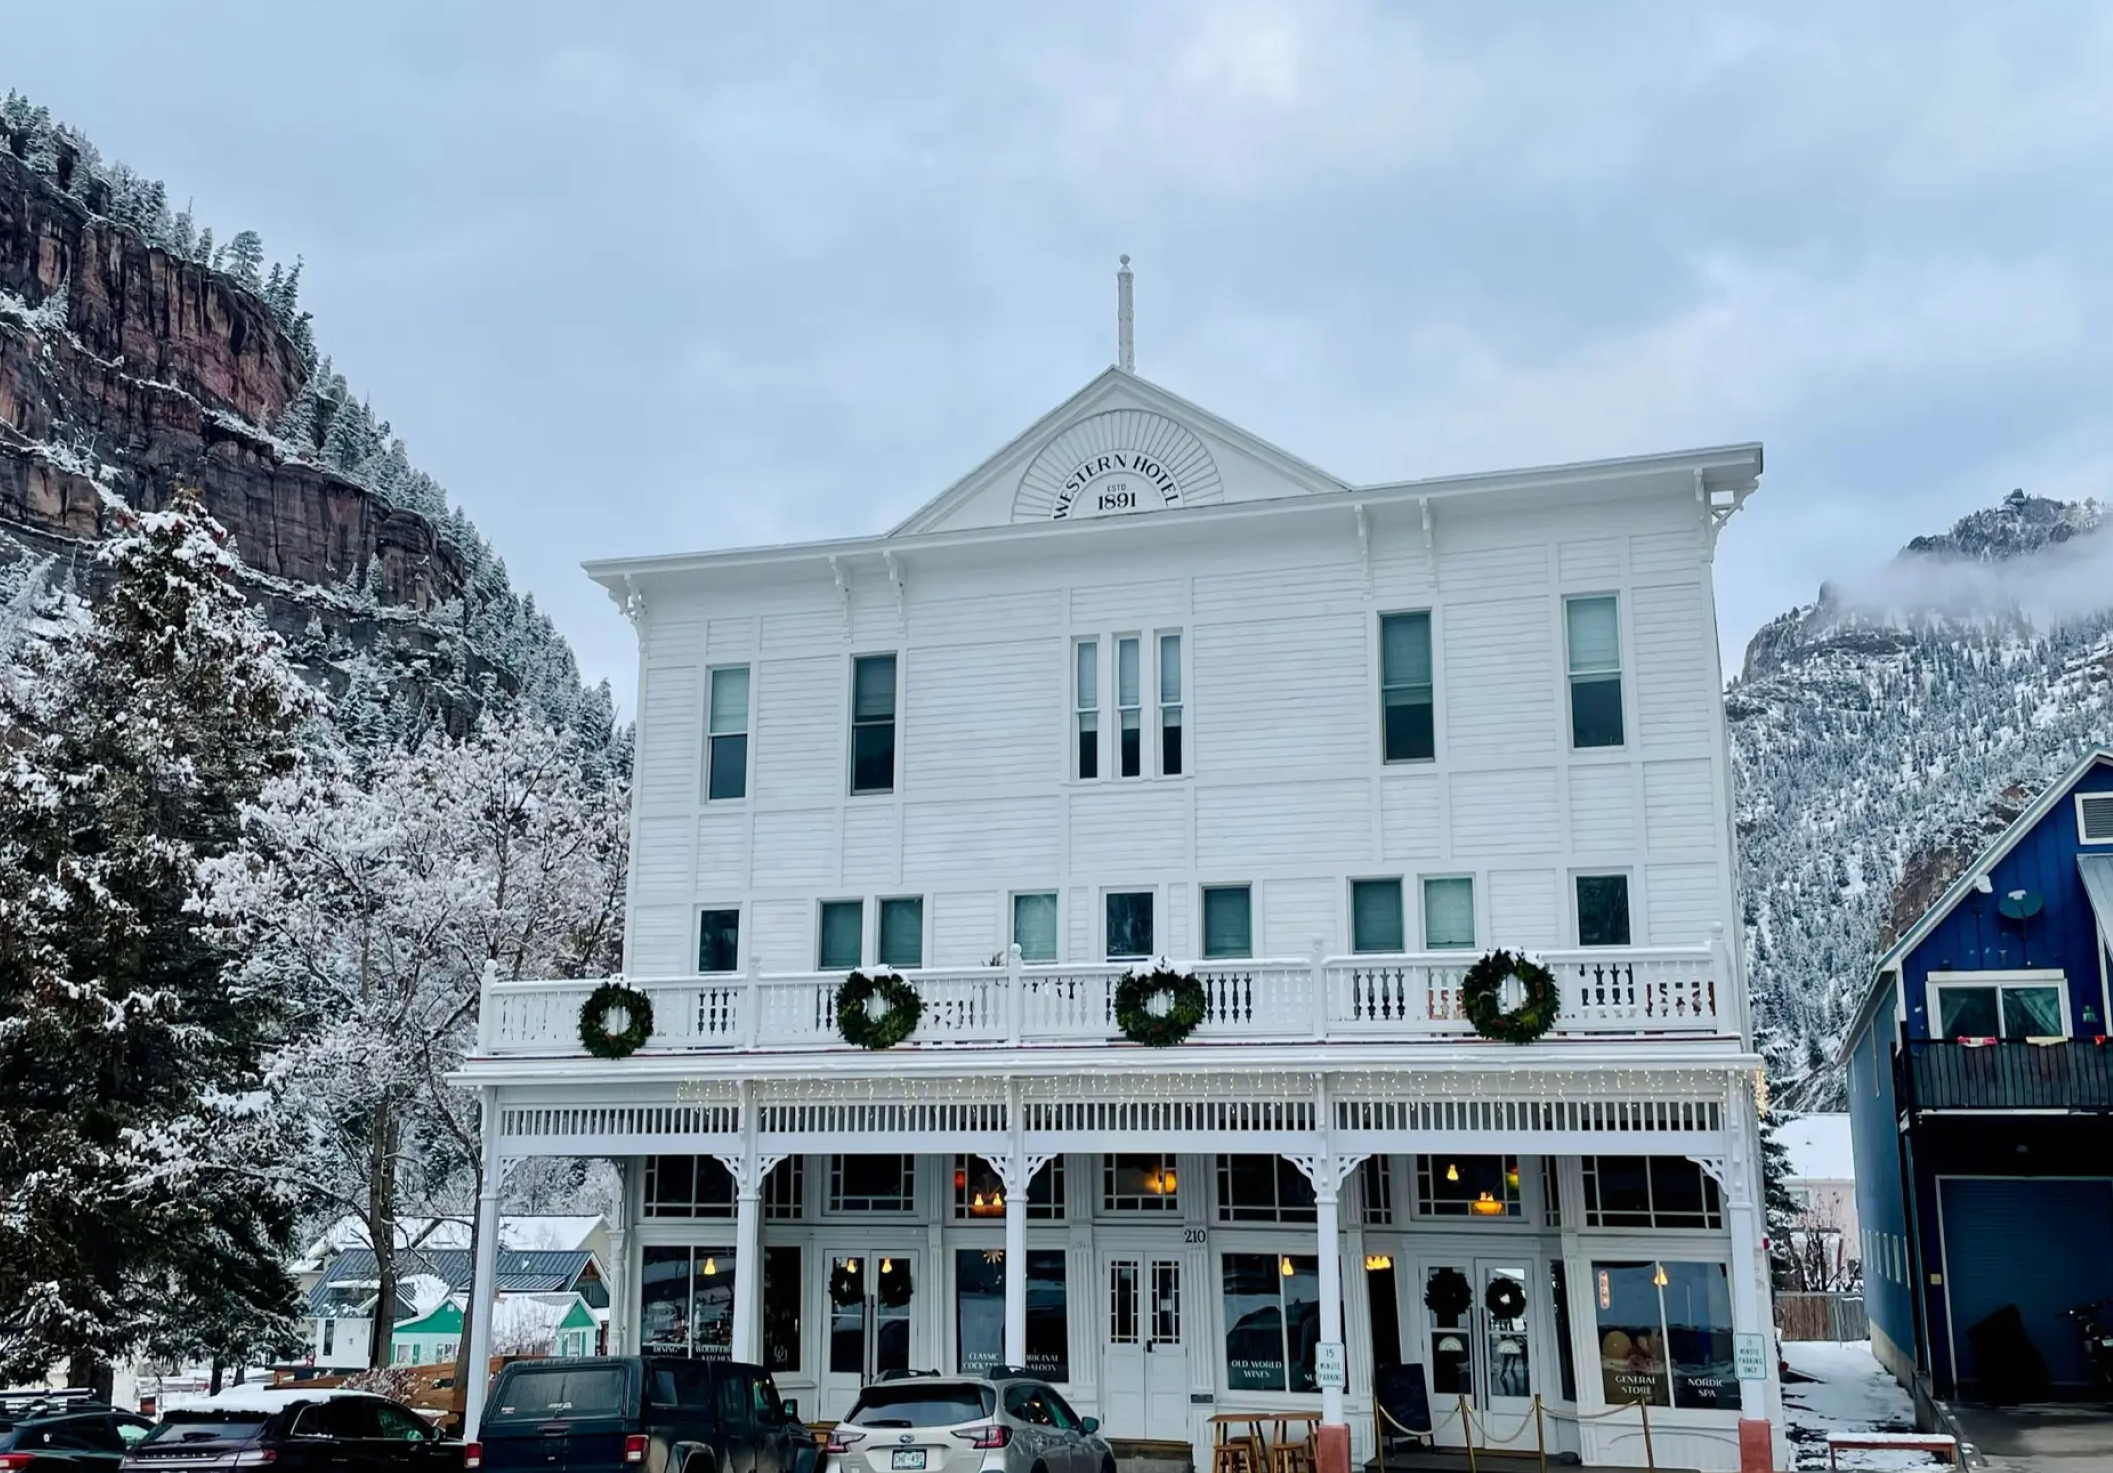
[1780,1341,1951,1471]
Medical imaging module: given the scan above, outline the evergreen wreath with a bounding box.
[1460,949,1561,1045]
[877,1258,914,1309]
[1424,1267,1472,1319]
[1114,961,1208,1047]
[829,1261,863,1307]
[578,980,654,1059]
[1485,1274,1528,1323]
[836,968,923,1049]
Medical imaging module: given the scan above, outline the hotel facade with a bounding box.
[456,336,1783,1472]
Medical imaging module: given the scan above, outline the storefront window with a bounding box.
[954,1156,1064,1220]
[640,1245,736,1358]
[1103,1154,1180,1211]
[954,1249,1069,1381]
[763,1246,801,1374]
[1416,1156,1521,1218]
[1581,1158,1722,1228]
[1222,1253,1319,1392]
[1592,1260,1736,1410]
[644,1156,736,1218]
[1216,1156,1317,1223]
[829,1155,916,1212]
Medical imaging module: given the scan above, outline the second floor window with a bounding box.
[1566,597,1624,748]
[1013,892,1058,963]
[1159,633,1183,776]
[1106,891,1153,960]
[1352,879,1405,953]
[1075,640,1099,780]
[819,900,863,971]
[698,909,740,973]
[851,654,897,793]
[1422,877,1476,950]
[1576,874,1632,946]
[707,666,749,800]
[1380,613,1435,761]
[879,897,923,969]
[1117,636,1143,777]
[1202,885,1251,959]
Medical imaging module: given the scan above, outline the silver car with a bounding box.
[825,1378,1113,1473]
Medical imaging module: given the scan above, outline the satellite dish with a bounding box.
[1997,889,2043,922]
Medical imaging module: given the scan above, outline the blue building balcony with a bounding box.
[1898,1039,2113,1114]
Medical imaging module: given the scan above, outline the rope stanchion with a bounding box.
[1531,1395,1546,1473]
[1638,1400,1655,1472]
[1456,1395,1476,1473]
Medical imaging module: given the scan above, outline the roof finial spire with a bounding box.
[1116,254,1134,373]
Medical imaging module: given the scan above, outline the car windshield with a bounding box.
[486,1368,630,1423]
[141,1413,269,1445]
[845,1386,994,1429]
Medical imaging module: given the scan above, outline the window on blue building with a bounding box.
[1931,979,2065,1039]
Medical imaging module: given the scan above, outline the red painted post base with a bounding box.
[1737,1418,1774,1473]
[1314,1423,1350,1473]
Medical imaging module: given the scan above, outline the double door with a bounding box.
[819,1248,925,1420]
[1417,1255,1541,1450]
[1098,1252,1190,1440]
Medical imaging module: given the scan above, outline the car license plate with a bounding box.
[891,1452,927,1470]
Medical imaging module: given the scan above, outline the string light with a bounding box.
[703,1257,717,1276]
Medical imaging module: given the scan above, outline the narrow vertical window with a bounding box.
[878,897,923,970]
[1423,877,1476,950]
[1075,640,1099,780]
[1379,613,1434,761]
[1565,597,1624,748]
[1106,891,1154,960]
[1351,879,1405,953]
[1013,893,1058,963]
[851,654,898,793]
[1117,636,1142,777]
[818,900,863,971]
[697,909,740,973]
[1159,633,1184,776]
[707,666,750,800]
[1201,885,1251,959]
[1576,875,1632,947]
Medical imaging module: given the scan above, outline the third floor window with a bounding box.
[1380,612,1434,762]
[1566,597,1624,748]
[851,654,897,794]
[707,666,749,800]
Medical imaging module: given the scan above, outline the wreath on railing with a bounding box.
[1460,948,1560,1045]
[1114,960,1208,1047]
[578,980,654,1059]
[1424,1266,1472,1319]
[1485,1274,1528,1324]
[836,968,923,1050]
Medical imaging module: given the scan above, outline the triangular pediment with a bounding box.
[890,369,1348,536]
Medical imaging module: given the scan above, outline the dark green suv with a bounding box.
[472,1359,811,1473]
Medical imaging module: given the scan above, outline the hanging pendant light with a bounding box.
[1364,1254,1393,1271]
[1280,1256,1295,1277]
[882,1258,895,1275]
[1652,1263,1669,1288]
[1446,1162,1460,1183]
[703,1257,717,1276]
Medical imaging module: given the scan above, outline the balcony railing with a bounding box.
[475,946,1727,1059]
[1898,1039,2113,1113]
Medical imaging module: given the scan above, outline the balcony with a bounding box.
[475,946,1727,1059]
[1898,1039,2113,1114]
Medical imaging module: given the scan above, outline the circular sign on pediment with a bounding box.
[1012,409,1224,522]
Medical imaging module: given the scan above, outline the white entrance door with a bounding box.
[1100,1254,1189,1439]
[1417,1256,1540,1451]
[819,1248,926,1420]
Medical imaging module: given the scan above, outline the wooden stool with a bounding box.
[1209,1422,1261,1473]
[1266,1421,1314,1473]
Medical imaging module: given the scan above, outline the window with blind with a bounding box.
[851,654,898,793]
[1075,640,1099,780]
[818,900,863,970]
[1351,879,1405,953]
[1422,877,1475,950]
[1159,633,1184,776]
[1565,597,1624,748]
[879,897,923,969]
[1013,892,1058,963]
[1380,612,1435,761]
[1201,886,1251,959]
[1117,636,1143,777]
[707,666,750,800]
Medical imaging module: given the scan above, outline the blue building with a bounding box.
[1842,748,2113,1402]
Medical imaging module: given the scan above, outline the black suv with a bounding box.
[121,1390,464,1473]
[473,1358,812,1473]
[0,1397,153,1473]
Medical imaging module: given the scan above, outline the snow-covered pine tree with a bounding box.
[0,491,322,1391]
[222,229,265,289]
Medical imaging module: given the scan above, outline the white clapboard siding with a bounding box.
[1439,543,1550,589]
[705,615,757,659]
[1165,881,1192,957]
[1631,584,1713,748]
[749,898,814,973]
[1557,538,1622,585]
[753,657,844,801]
[631,816,694,896]
[1262,877,1337,957]
[635,664,700,811]
[627,904,691,977]
[1630,528,1702,578]
[1568,764,1638,854]
[1490,869,1560,948]
[1071,579,1183,627]
[696,809,748,894]
[1645,862,1721,945]
[646,618,703,664]
[1196,780,1372,871]
[750,809,842,891]
[1444,597,1556,763]
[1070,890,1094,964]
[1644,760,1718,853]
[1451,768,1559,859]
[1380,772,1444,861]
[931,892,1000,966]
[761,607,847,656]
[840,804,901,889]
[1192,563,1366,622]
[1193,614,1368,776]
[902,797,1062,884]
[907,590,1066,646]
[1071,787,1188,873]
[904,640,1063,791]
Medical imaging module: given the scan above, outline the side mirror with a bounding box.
[1080,1418,1099,1435]
[781,1398,800,1425]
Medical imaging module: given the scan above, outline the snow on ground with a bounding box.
[1782,1341,1950,1470]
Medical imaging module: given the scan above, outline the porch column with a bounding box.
[1004,1159,1029,1368]
[717,1145,776,1366]
[462,1089,502,1440]
[1722,1085,1778,1473]
[1316,1184,1345,1429]
[1290,1142,1361,1473]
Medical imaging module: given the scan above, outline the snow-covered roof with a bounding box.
[183,1387,375,1415]
[401,1274,453,1318]
[297,1215,605,1270]
[1778,1113,1856,1183]
[487,1293,586,1349]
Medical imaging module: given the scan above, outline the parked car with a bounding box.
[473,1357,812,1473]
[825,1378,1112,1473]
[121,1389,464,1473]
[0,1397,154,1473]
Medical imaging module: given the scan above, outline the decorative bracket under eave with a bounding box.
[1419,497,1438,590]
[881,550,907,632]
[1697,468,1756,563]
[828,555,852,638]
[622,574,646,628]
[1353,503,1373,596]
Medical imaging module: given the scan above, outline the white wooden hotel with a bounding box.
[456,269,1784,1473]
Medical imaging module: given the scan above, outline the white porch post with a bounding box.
[731,1176,764,1362]
[463,1088,502,1440]
[1720,1082,1779,1473]
[1288,1134,1362,1473]
[1004,1163,1029,1367]
[603,1158,632,1355]
[1315,1181,1345,1428]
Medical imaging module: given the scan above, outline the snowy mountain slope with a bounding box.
[1730,492,2113,1104]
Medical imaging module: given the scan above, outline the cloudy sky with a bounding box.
[16,2,2113,707]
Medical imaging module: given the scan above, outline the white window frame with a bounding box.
[1572,870,1634,948]
[815,897,865,971]
[848,651,899,797]
[1156,630,1184,777]
[876,895,927,971]
[1103,887,1157,961]
[1073,638,1101,782]
[1011,890,1060,964]
[1419,873,1478,951]
[1199,883,1253,961]
[1376,609,1437,765]
[826,1153,918,1215]
[1101,1153,1182,1213]
[1563,593,1626,752]
[695,904,742,975]
[1924,969,2071,1038]
[2077,791,2113,844]
[704,664,752,803]
[1115,633,1145,779]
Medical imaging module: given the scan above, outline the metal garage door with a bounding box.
[1939,1177,2113,1389]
